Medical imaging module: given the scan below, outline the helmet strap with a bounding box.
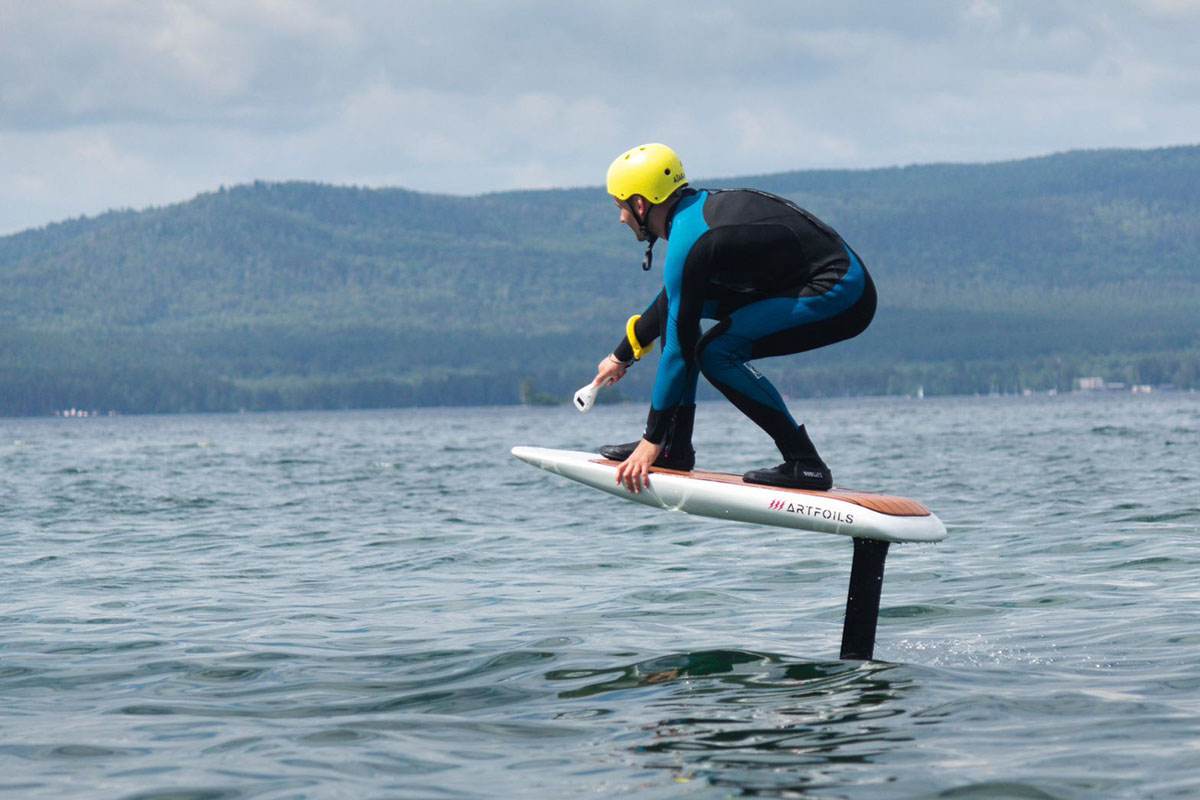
[628,197,657,271]
[641,240,655,271]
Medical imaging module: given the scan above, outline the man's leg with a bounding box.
[696,254,876,488]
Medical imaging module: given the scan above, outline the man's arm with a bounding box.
[611,289,666,363]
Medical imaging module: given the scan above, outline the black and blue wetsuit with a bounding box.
[612,188,876,457]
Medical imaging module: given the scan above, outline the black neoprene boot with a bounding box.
[599,406,696,471]
[742,424,833,490]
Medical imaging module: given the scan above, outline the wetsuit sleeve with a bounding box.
[612,289,666,363]
[644,241,711,443]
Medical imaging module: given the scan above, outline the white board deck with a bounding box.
[512,446,946,544]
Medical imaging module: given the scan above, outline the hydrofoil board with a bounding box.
[512,446,945,544]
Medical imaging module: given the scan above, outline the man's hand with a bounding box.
[596,354,628,387]
[615,438,662,494]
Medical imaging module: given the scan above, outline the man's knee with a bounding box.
[695,337,742,382]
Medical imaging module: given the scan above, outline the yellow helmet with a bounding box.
[606,143,688,204]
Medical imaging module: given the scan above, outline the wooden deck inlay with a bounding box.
[593,460,931,517]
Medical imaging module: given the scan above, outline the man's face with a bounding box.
[615,198,647,241]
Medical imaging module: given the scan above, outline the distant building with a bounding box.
[1076,377,1140,392]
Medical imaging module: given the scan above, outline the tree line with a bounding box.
[2,146,1199,415]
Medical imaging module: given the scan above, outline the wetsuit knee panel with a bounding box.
[695,319,747,374]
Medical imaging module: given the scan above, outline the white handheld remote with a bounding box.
[573,381,601,413]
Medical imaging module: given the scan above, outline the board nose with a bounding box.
[511,446,548,469]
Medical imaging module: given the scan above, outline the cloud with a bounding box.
[0,0,358,130]
[2,0,1200,234]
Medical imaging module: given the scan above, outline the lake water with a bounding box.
[1,393,1198,799]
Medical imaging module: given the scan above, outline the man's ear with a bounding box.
[633,195,650,217]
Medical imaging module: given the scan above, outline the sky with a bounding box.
[3,0,1200,235]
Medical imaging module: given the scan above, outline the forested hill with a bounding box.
[1,144,1198,415]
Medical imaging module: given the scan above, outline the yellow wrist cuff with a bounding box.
[625,314,654,361]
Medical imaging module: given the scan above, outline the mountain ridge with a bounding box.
[2,144,1198,415]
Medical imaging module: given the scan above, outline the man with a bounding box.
[594,143,876,494]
